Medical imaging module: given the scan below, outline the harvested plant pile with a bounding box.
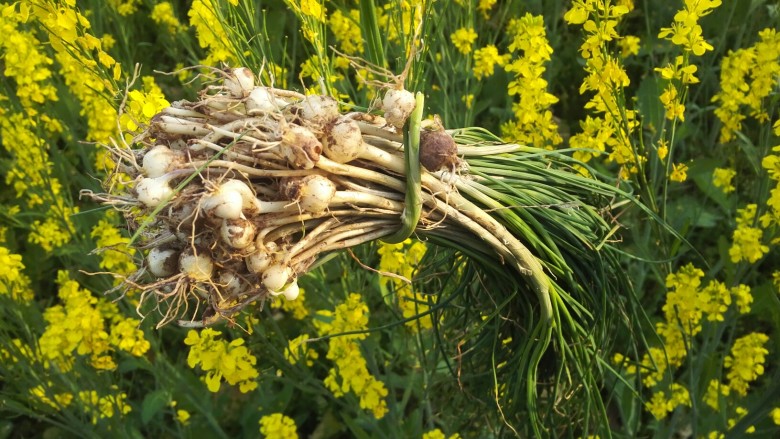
[93,67,632,431]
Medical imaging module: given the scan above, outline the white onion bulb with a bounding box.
[262,263,292,293]
[179,248,213,281]
[143,145,180,178]
[218,179,260,215]
[322,118,365,163]
[220,218,256,249]
[218,271,243,296]
[280,280,300,300]
[136,175,174,207]
[296,175,336,214]
[382,88,416,129]
[246,87,281,114]
[201,187,244,220]
[299,95,339,125]
[147,247,179,278]
[224,67,255,98]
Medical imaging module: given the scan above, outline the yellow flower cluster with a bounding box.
[189,0,237,65]
[655,0,720,129]
[713,29,780,143]
[422,428,462,439]
[645,384,691,420]
[108,0,140,16]
[34,0,122,143]
[0,3,58,107]
[615,263,755,421]
[284,334,319,367]
[501,14,562,149]
[38,271,150,371]
[90,211,137,276]
[729,204,768,264]
[378,239,432,330]
[328,9,362,54]
[472,45,508,80]
[713,167,737,193]
[77,388,132,424]
[314,293,389,418]
[0,242,34,302]
[259,413,299,439]
[476,0,496,19]
[724,332,769,396]
[450,27,477,55]
[30,382,74,410]
[184,328,259,393]
[120,76,171,133]
[565,0,639,171]
[151,2,185,34]
[758,123,780,230]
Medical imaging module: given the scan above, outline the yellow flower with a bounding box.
[729,204,768,264]
[771,407,780,425]
[176,409,191,425]
[151,2,184,34]
[713,168,737,193]
[669,162,688,182]
[477,0,496,19]
[450,27,477,54]
[328,9,362,54]
[724,332,769,396]
[184,328,259,393]
[259,413,298,439]
[316,294,389,418]
[472,45,509,80]
[299,0,325,21]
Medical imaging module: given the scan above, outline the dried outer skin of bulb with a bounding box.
[280,125,322,169]
[218,271,243,296]
[420,128,460,172]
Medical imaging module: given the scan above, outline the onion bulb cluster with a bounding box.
[94,66,550,328]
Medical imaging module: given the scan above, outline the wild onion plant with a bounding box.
[89,65,642,435]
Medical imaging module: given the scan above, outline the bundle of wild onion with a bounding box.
[93,67,635,434]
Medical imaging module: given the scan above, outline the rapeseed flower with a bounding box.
[724,332,769,396]
[472,45,508,80]
[184,328,260,393]
[151,2,185,34]
[729,204,768,264]
[450,27,477,55]
[259,413,298,439]
[502,14,561,149]
[314,294,389,418]
[713,168,737,193]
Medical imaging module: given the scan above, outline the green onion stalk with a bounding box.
[91,67,637,436]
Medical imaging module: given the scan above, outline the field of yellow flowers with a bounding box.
[1,0,779,438]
